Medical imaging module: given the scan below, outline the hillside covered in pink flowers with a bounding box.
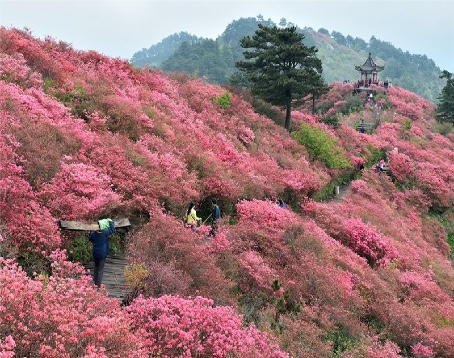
[1,28,454,357]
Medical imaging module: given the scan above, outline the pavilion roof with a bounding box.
[355,53,384,72]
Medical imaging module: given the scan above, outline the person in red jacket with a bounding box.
[88,218,116,287]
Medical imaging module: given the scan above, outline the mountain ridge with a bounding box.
[131,16,444,103]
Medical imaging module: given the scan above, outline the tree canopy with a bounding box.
[436,70,454,124]
[236,24,325,130]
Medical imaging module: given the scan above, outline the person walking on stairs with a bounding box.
[209,198,221,237]
[88,218,116,287]
[278,198,287,209]
[186,201,201,232]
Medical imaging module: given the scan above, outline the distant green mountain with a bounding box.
[315,30,444,103]
[130,32,205,68]
[130,16,444,103]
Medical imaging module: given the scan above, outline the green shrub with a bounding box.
[434,122,453,135]
[430,210,454,260]
[108,232,125,256]
[344,95,365,114]
[374,93,392,109]
[293,122,351,169]
[67,233,92,264]
[216,92,232,109]
[321,113,342,128]
[144,107,155,118]
[67,231,125,265]
[17,249,51,277]
[403,117,413,131]
[325,325,359,356]
[364,144,383,167]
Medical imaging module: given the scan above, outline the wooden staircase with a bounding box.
[84,254,130,301]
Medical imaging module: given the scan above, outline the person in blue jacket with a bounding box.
[209,198,221,237]
[88,218,115,287]
[278,198,287,209]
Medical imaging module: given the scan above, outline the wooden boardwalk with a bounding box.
[85,255,130,301]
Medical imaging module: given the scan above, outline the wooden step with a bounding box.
[85,255,131,300]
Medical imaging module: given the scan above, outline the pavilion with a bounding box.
[355,53,384,88]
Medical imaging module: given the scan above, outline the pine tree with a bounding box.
[436,70,454,124]
[236,24,325,130]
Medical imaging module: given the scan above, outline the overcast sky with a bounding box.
[1,0,453,72]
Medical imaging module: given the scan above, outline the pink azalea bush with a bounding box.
[0,255,142,357]
[238,250,277,291]
[1,27,454,357]
[235,199,300,237]
[0,120,61,253]
[343,217,398,266]
[39,162,121,220]
[126,210,235,303]
[411,342,435,358]
[0,53,43,89]
[126,295,288,358]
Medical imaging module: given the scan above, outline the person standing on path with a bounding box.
[278,198,287,209]
[186,201,201,232]
[379,159,385,174]
[209,198,221,237]
[88,218,116,287]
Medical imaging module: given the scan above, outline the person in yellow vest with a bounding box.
[186,201,201,231]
